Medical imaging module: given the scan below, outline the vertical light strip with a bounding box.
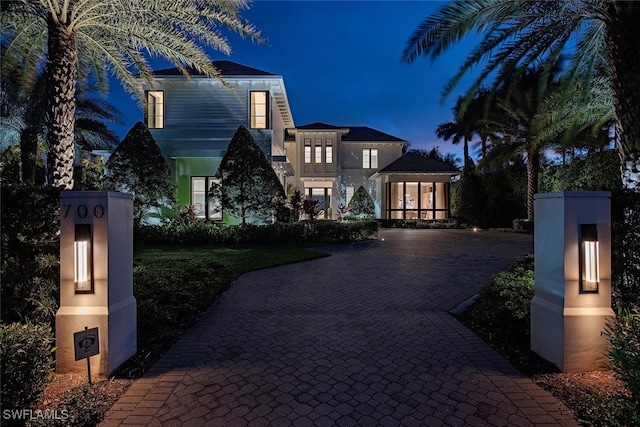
[580,224,599,293]
[74,241,88,284]
[583,240,599,283]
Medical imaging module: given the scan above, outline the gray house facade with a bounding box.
[139,61,459,222]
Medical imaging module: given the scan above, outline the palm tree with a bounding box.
[1,1,261,189]
[436,91,491,171]
[1,72,121,185]
[403,0,640,190]
[482,67,557,221]
[534,75,616,163]
[0,71,46,184]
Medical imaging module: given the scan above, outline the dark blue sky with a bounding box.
[109,1,478,160]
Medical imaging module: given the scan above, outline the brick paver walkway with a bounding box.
[101,229,578,427]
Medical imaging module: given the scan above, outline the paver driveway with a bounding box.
[101,229,578,427]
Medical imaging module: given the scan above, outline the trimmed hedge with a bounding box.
[135,220,378,245]
[377,218,462,229]
[0,323,55,416]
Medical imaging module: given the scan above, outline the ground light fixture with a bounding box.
[74,224,93,294]
[580,224,599,293]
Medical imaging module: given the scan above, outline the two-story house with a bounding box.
[140,60,459,222]
[285,122,405,218]
[140,60,294,220]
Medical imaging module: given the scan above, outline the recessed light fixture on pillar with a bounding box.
[74,224,93,294]
[580,224,599,294]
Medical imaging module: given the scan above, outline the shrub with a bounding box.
[0,322,55,414]
[348,186,375,219]
[604,307,640,403]
[135,220,378,245]
[513,218,534,233]
[1,185,60,325]
[377,218,462,229]
[459,255,535,354]
[215,125,286,224]
[611,189,640,309]
[479,254,535,323]
[104,121,175,226]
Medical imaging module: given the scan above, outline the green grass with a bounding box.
[134,244,328,274]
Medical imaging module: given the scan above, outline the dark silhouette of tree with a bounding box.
[409,147,460,168]
[104,122,174,225]
[215,125,285,225]
[403,0,640,190]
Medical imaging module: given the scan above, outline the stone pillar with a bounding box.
[56,191,136,378]
[531,192,615,372]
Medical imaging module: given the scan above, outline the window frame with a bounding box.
[146,90,164,129]
[362,148,378,169]
[325,139,333,164]
[304,138,312,164]
[190,176,222,221]
[250,91,270,129]
[315,138,322,164]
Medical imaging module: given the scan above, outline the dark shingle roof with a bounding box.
[295,122,405,142]
[152,60,276,77]
[378,152,460,174]
[296,122,342,130]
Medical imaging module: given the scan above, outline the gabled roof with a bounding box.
[296,122,342,130]
[151,60,276,77]
[294,122,406,143]
[378,152,460,174]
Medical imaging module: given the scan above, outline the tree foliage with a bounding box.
[348,185,375,219]
[214,125,285,225]
[539,150,622,193]
[105,122,174,225]
[1,0,262,189]
[403,0,640,190]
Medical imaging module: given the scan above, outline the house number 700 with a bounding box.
[62,204,105,219]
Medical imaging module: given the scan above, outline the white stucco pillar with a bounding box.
[56,191,136,378]
[531,192,615,372]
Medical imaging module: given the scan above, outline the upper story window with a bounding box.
[146,91,164,129]
[304,139,311,164]
[250,91,269,129]
[315,138,322,164]
[363,148,378,169]
[326,139,333,163]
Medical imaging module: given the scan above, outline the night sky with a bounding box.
[108,1,478,160]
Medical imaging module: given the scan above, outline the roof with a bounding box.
[151,60,276,77]
[294,122,406,142]
[378,152,460,174]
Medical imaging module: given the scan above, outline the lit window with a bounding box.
[250,91,269,129]
[315,139,322,164]
[326,139,333,163]
[363,148,378,169]
[146,91,164,129]
[346,186,354,204]
[191,177,206,218]
[191,176,222,220]
[207,178,222,220]
[304,139,311,164]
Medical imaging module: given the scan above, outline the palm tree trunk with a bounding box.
[607,3,640,191]
[526,149,540,222]
[45,13,77,189]
[19,127,38,185]
[463,136,470,170]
